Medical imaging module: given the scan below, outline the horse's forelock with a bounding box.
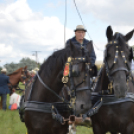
[112,33,128,49]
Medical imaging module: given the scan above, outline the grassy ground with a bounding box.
[0,100,93,134]
[0,82,93,134]
[18,82,25,90]
[0,94,27,134]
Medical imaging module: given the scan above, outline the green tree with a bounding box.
[4,62,20,74]
[19,58,38,70]
[4,57,41,74]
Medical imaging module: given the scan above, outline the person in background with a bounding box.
[0,68,10,111]
[65,25,96,66]
[28,70,36,84]
[31,70,36,78]
[9,88,21,110]
[34,67,39,73]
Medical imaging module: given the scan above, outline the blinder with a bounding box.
[71,65,80,77]
[71,57,86,77]
[62,57,87,82]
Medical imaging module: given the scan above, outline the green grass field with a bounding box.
[0,82,93,134]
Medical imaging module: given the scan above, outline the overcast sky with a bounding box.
[0,0,134,66]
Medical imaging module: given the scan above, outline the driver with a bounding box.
[65,25,96,66]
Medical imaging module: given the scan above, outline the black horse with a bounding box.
[23,42,96,134]
[91,26,134,134]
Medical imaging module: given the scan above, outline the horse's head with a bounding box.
[19,68,27,84]
[105,26,134,98]
[63,42,96,115]
[23,66,31,83]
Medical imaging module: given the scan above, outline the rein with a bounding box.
[22,47,103,125]
[36,72,66,102]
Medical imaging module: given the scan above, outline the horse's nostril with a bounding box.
[81,104,84,109]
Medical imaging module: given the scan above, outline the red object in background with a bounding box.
[11,103,17,110]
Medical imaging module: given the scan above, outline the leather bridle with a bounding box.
[24,47,103,124]
[36,47,92,110]
[104,33,133,93]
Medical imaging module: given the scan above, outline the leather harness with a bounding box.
[102,33,133,94]
[21,47,103,124]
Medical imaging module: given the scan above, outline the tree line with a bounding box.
[0,58,42,74]
[0,45,134,74]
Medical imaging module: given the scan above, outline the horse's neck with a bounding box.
[29,68,64,102]
[95,66,109,92]
[9,73,21,86]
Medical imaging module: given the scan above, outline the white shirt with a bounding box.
[9,93,21,107]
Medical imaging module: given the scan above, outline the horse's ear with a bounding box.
[125,29,134,41]
[106,26,113,41]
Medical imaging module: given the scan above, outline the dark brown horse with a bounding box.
[23,42,96,134]
[0,67,27,109]
[91,26,134,134]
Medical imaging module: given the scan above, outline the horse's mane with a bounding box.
[39,47,71,78]
[8,67,23,76]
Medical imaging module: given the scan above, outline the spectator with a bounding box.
[31,70,36,78]
[9,89,21,110]
[0,68,10,111]
[34,67,39,72]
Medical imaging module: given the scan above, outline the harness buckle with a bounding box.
[62,76,68,83]
[69,97,76,109]
[108,82,113,94]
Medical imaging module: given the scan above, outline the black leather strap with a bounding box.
[36,72,66,102]
[25,101,70,113]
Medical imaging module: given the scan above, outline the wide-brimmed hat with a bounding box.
[74,25,87,32]
[34,67,39,71]
[31,70,36,75]
[1,68,7,72]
